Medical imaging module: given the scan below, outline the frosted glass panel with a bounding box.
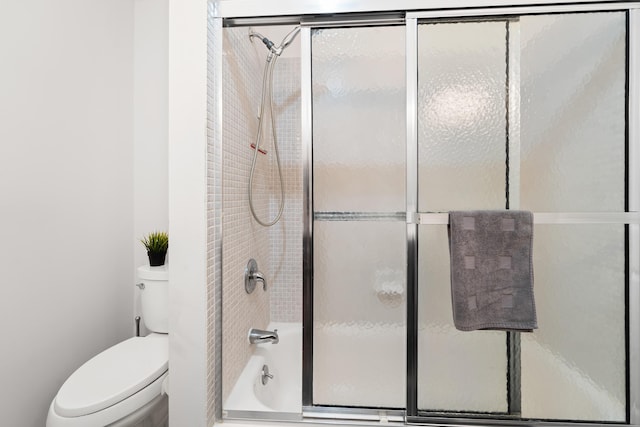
[309,11,629,420]
[313,221,406,407]
[520,13,626,212]
[416,20,509,413]
[312,27,405,212]
[521,225,625,421]
[418,21,507,211]
[417,225,508,412]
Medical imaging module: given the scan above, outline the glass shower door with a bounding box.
[306,9,629,422]
[518,12,627,422]
[416,19,512,414]
[310,25,407,409]
[414,11,628,422]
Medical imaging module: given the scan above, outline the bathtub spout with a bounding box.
[248,328,279,344]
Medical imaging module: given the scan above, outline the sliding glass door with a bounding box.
[517,12,626,421]
[416,19,512,414]
[310,25,407,409]
[413,11,627,422]
[305,7,634,424]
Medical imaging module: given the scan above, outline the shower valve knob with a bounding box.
[245,259,267,293]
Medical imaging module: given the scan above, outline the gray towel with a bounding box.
[448,210,537,332]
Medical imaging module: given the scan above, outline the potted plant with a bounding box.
[141,231,169,267]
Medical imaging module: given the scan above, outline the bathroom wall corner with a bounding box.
[168,0,208,426]
[133,0,170,335]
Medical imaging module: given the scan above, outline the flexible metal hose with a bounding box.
[248,53,285,227]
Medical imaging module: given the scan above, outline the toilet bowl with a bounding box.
[47,266,169,427]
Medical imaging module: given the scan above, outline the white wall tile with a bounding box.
[214,27,303,410]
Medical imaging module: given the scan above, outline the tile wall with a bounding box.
[208,23,303,414]
[269,56,302,323]
[220,26,271,403]
[206,2,221,424]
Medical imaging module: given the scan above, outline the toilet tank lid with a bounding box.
[137,265,168,281]
[54,335,168,418]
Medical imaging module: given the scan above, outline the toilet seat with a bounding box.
[47,371,168,427]
[48,334,168,426]
[55,334,168,417]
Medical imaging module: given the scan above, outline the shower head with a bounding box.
[279,26,300,51]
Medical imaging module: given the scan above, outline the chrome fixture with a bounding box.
[249,26,300,59]
[247,26,301,227]
[261,364,274,385]
[245,258,267,293]
[248,328,279,344]
[135,282,145,290]
[135,316,141,337]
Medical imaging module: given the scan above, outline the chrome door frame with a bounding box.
[215,2,640,425]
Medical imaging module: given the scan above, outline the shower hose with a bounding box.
[248,51,285,227]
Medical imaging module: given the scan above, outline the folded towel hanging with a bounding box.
[448,210,537,332]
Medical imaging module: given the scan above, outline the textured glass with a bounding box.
[416,20,509,413]
[521,225,625,421]
[520,13,626,212]
[313,221,406,407]
[312,27,405,212]
[417,225,508,412]
[418,21,507,211]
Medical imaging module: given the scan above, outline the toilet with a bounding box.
[47,266,169,427]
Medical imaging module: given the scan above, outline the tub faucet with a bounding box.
[248,328,279,344]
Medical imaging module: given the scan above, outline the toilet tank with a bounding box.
[137,265,169,333]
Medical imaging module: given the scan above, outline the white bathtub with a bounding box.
[225,322,302,413]
[224,321,623,421]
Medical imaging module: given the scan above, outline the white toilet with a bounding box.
[47,266,169,427]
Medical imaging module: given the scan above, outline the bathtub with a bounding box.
[224,321,623,422]
[225,322,302,414]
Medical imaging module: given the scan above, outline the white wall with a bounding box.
[134,0,169,331]
[168,0,208,425]
[0,1,134,426]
